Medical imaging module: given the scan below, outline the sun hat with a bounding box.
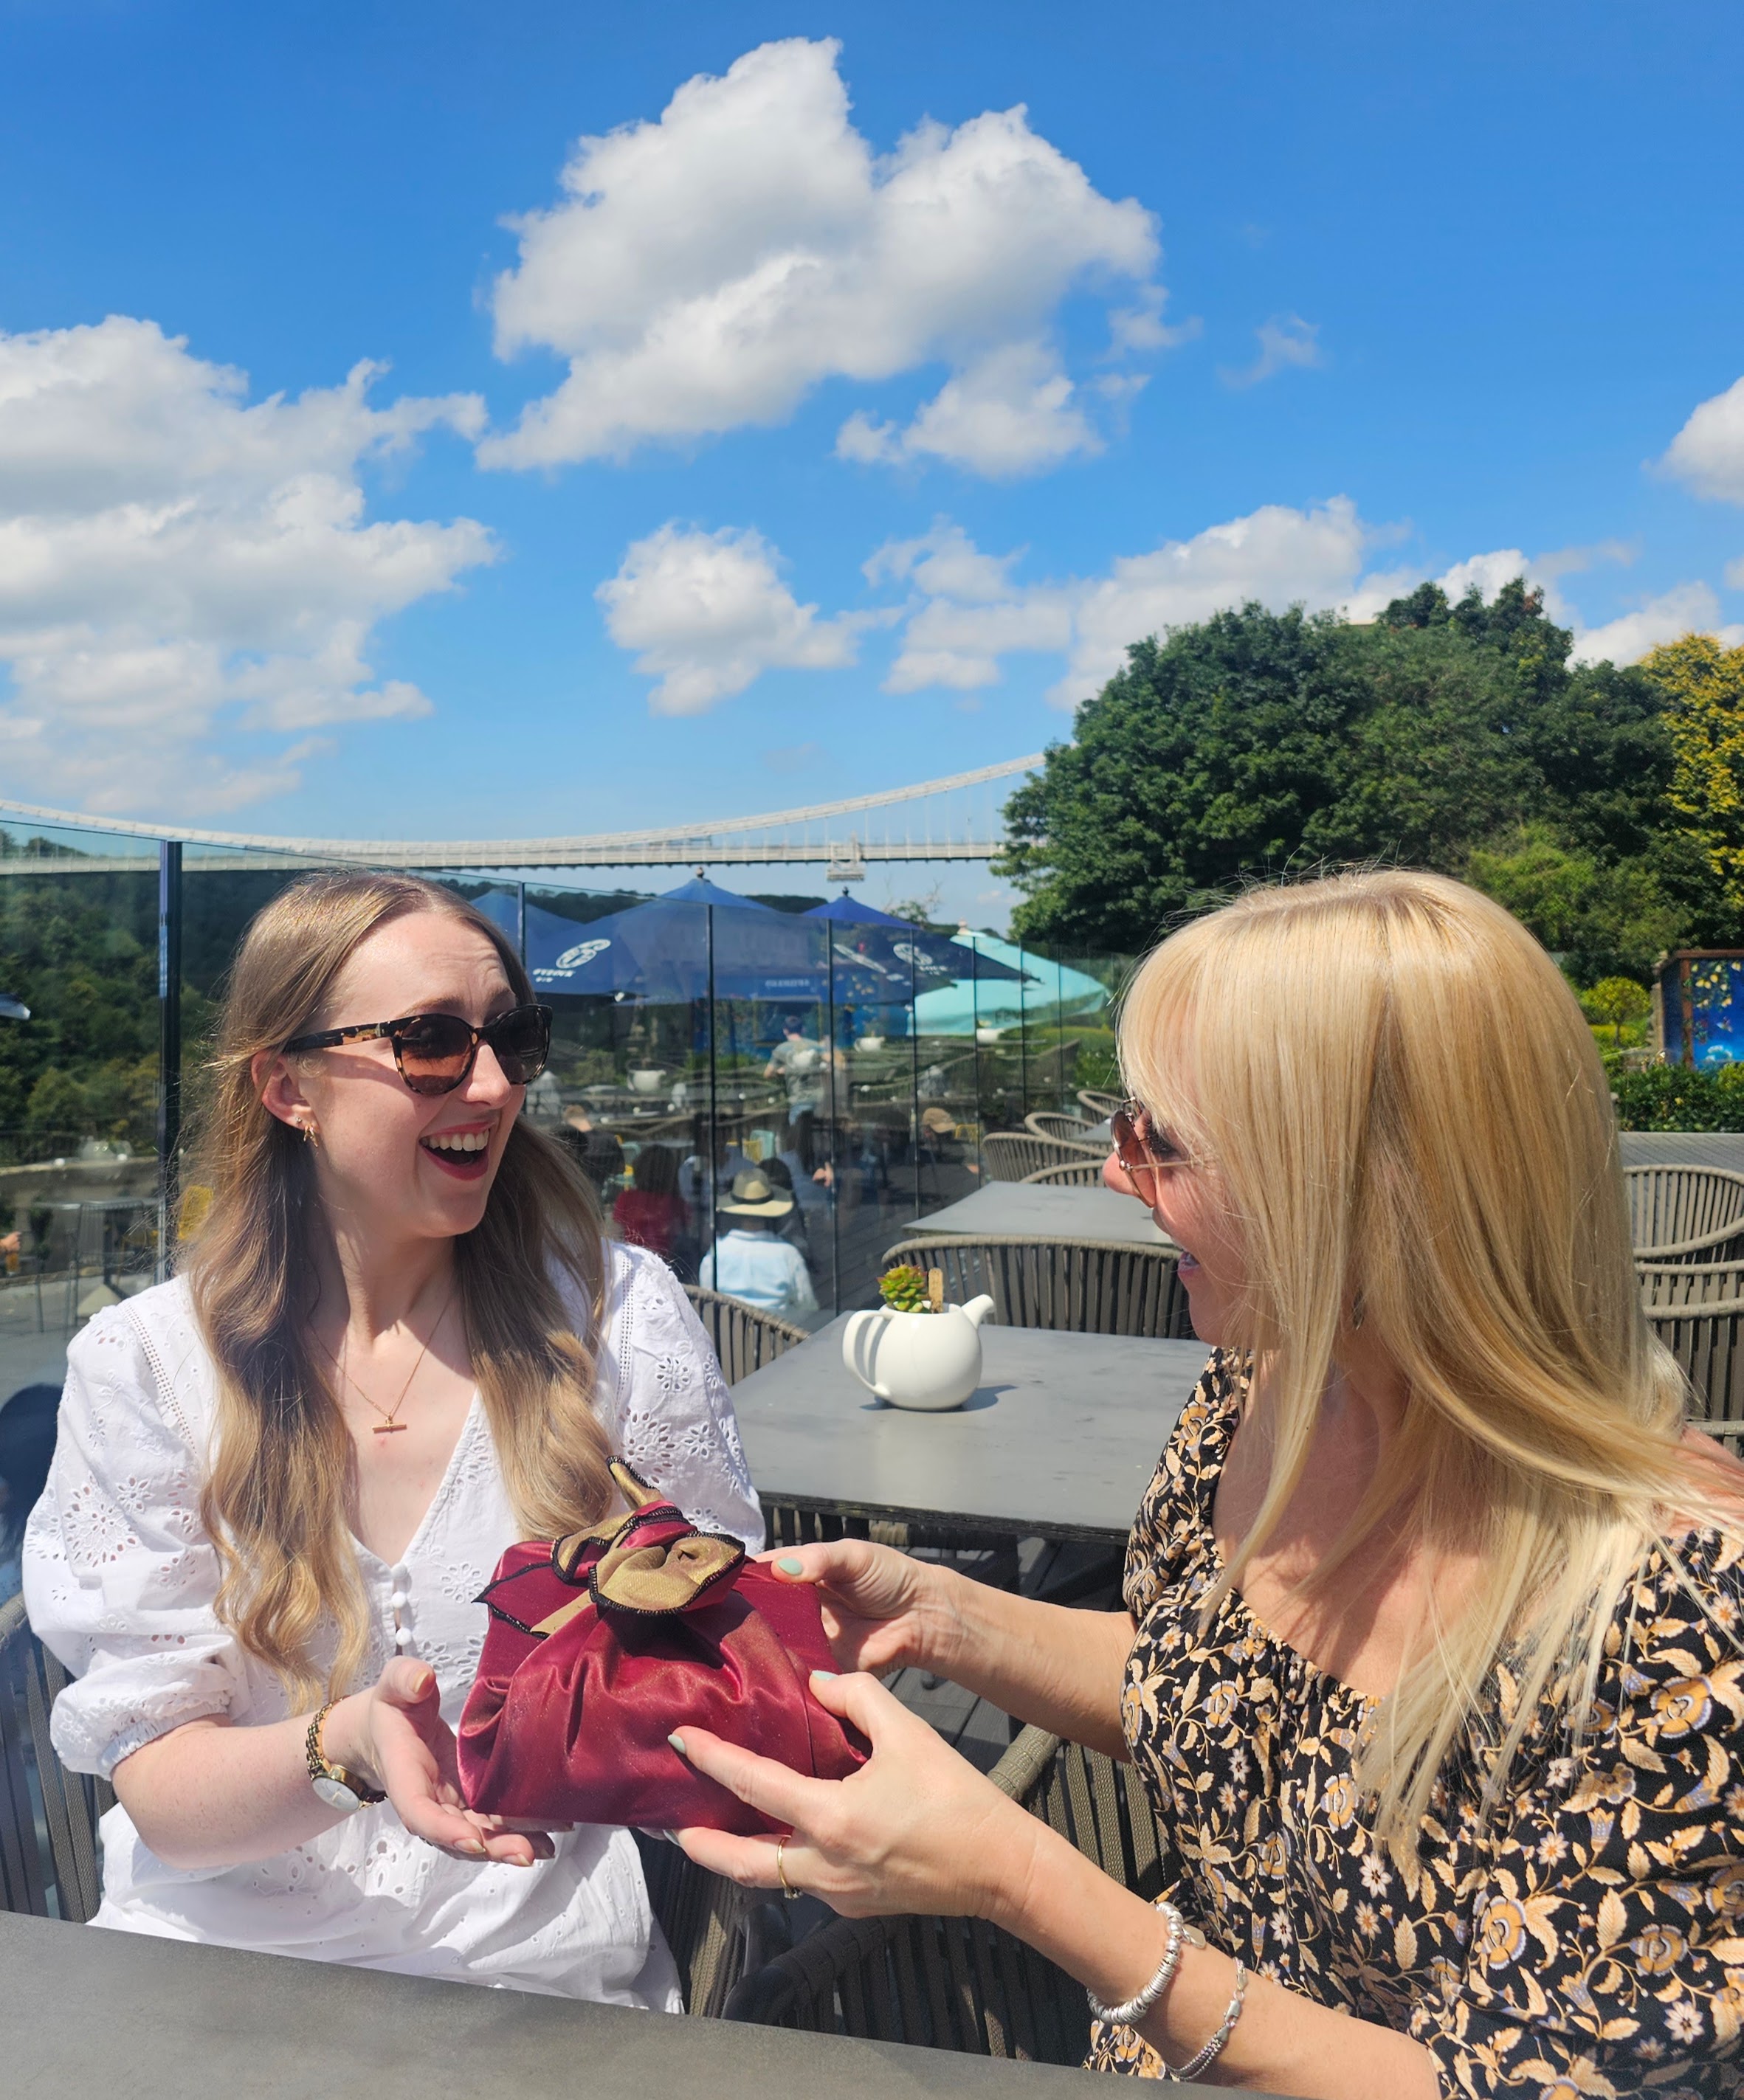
[718,1167,795,1218]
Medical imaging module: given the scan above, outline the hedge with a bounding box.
[1609,1062,1744,1132]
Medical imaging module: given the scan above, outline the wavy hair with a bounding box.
[183,872,613,1707]
[1119,868,1735,1862]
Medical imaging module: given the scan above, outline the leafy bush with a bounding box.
[1609,1062,1744,1130]
[1073,1027,1119,1091]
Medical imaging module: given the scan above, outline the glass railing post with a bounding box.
[156,840,182,1282]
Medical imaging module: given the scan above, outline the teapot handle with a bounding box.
[842,1309,893,1400]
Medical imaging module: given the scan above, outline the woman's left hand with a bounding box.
[671,1670,1039,1924]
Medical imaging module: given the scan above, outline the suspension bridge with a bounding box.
[0,754,1044,876]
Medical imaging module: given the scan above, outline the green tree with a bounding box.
[1641,634,1744,942]
[1579,975,1652,1046]
[1000,587,1712,976]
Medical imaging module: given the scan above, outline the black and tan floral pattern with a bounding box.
[1089,1350,1744,2096]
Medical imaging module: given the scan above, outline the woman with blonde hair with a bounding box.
[672,871,1744,2096]
[24,872,759,2001]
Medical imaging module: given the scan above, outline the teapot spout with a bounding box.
[962,1293,996,1327]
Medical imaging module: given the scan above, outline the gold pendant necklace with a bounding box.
[325,1284,456,1436]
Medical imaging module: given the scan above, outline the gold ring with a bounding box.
[774,1834,801,1901]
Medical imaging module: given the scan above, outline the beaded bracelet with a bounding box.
[1175,1959,1250,2080]
[1085,1902,1185,2027]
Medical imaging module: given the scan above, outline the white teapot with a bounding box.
[841,1295,996,1412]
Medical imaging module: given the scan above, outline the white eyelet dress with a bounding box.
[21,1242,763,2005]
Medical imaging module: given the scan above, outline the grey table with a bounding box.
[906,1181,1171,1248]
[0,1911,1150,2099]
[734,1317,1205,1542]
[1619,1131,1744,1172]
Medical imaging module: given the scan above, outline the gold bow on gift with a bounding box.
[531,1460,745,1636]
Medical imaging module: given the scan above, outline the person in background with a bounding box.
[699,1169,817,1318]
[0,1384,60,1599]
[765,1015,826,1172]
[613,1144,689,1263]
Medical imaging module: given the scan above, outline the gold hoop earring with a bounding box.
[302,1121,320,1148]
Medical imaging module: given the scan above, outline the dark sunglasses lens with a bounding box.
[489,1007,550,1083]
[394,1015,475,1094]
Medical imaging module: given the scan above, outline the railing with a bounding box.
[0,809,1131,1330]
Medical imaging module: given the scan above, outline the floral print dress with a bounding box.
[1089,1351,1744,2097]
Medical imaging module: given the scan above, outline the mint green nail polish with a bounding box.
[667,1732,688,1756]
[811,1668,838,1680]
[776,1556,804,1575]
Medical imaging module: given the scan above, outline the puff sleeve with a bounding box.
[1407,1538,1744,2098]
[21,1301,252,1779]
[594,1246,764,1552]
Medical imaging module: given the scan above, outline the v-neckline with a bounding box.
[352,1389,483,1573]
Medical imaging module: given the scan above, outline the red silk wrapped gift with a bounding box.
[458,1461,867,1837]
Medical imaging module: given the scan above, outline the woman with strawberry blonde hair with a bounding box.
[674,870,1744,2098]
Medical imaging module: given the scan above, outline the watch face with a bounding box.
[312,1775,362,1814]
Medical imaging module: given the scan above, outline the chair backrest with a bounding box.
[981,1132,1097,1183]
[0,1593,110,1922]
[1078,1088,1122,1119]
[1638,1260,1744,1309]
[1021,1158,1105,1187]
[683,1284,807,1386]
[1645,1301,1744,1443]
[1624,1166,1744,1260]
[721,1724,1165,2062]
[633,1830,756,2016]
[882,1234,1193,1340]
[1021,1112,1103,1150]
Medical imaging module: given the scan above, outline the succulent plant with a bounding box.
[879,1263,932,1313]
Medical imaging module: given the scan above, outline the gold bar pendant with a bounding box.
[373,1423,408,1434]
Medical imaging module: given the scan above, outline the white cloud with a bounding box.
[866,511,1743,701]
[870,500,1380,704]
[596,522,869,716]
[0,316,491,815]
[1661,375,1744,502]
[835,342,1102,478]
[1219,313,1323,390]
[479,38,1164,475]
[1728,554,1744,590]
[1569,584,1744,666]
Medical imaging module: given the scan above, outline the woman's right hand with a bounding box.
[764,1538,966,1676]
[336,1659,569,1868]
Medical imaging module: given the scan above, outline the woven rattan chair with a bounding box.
[982,1132,1103,1183]
[1625,1165,1744,1263]
[1645,1299,1744,1444]
[722,1724,1164,2061]
[1021,1158,1106,1187]
[1638,1260,1744,1308]
[883,1234,1193,1341]
[684,1283,807,1386]
[1021,1112,1103,1150]
[1077,1088,1122,1119]
[1,1592,110,1921]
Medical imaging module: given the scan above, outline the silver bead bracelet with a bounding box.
[1085,1901,1186,2027]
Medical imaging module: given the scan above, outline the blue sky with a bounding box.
[1,1,1742,923]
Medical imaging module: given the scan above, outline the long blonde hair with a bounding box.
[184,873,615,1708]
[1120,868,1734,1859]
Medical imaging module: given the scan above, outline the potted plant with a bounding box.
[841,1263,995,1412]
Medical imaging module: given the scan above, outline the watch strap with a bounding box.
[306,1701,386,1807]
